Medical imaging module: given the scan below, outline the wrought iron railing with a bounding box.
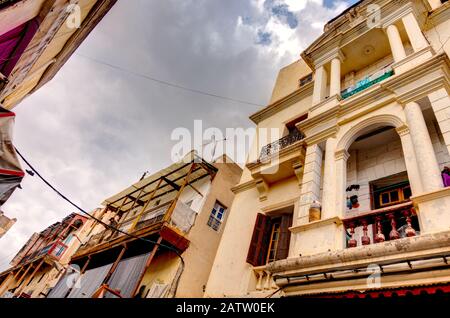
[343,202,419,248]
[19,240,68,264]
[259,130,304,161]
[341,67,394,100]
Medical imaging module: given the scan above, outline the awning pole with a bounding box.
[164,163,196,222]
[131,236,162,298]
[129,178,164,232]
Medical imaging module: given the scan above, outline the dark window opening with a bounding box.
[246,211,293,267]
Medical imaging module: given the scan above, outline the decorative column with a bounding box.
[321,137,337,219]
[402,12,429,52]
[334,149,349,218]
[428,88,450,156]
[396,125,423,194]
[329,58,341,97]
[404,101,443,192]
[312,65,328,105]
[297,144,323,225]
[385,24,407,63]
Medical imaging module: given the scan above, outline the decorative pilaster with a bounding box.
[428,88,450,156]
[334,149,349,219]
[297,144,323,225]
[321,137,337,219]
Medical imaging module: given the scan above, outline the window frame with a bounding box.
[207,201,227,231]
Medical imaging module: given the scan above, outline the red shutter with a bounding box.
[246,213,271,266]
[275,214,293,261]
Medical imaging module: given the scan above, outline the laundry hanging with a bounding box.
[0,106,24,207]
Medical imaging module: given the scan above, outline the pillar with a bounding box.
[428,88,450,156]
[312,65,328,105]
[297,144,323,225]
[404,101,443,192]
[329,58,341,97]
[402,12,429,52]
[321,137,337,219]
[334,149,349,219]
[396,125,424,194]
[386,24,407,63]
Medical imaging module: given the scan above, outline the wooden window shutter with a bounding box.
[275,214,293,261]
[246,213,271,266]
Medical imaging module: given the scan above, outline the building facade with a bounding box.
[46,152,242,298]
[0,0,116,213]
[0,212,100,298]
[205,0,450,297]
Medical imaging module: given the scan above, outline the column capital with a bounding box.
[395,124,410,137]
[315,48,345,68]
[334,149,349,161]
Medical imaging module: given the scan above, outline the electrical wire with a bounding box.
[13,147,185,298]
[75,53,264,107]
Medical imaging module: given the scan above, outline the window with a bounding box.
[207,201,227,231]
[378,185,411,207]
[246,213,293,267]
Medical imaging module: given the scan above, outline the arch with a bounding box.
[336,114,405,152]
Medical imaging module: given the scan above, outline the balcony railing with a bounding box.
[343,202,419,248]
[19,240,68,264]
[259,130,304,161]
[341,67,394,100]
[78,200,196,252]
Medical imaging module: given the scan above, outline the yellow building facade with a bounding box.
[206,0,450,298]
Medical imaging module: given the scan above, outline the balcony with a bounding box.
[19,240,68,264]
[340,67,394,100]
[342,201,419,248]
[259,129,304,162]
[77,200,196,254]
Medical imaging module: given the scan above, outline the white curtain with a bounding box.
[105,253,149,298]
[171,201,197,232]
[47,266,79,298]
[67,263,112,298]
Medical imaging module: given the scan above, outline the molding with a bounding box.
[255,178,269,202]
[303,126,339,146]
[231,180,256,194]
[411,186,450,205]
[249,82,313,124]
[289,216,342,233]
[392,45,435,71]
[426,1,450,27]
[335,149,350,161]
[261,198,298,214]
[267,229,450,275]
[395,124,410,136]
[381,2,415,29]
[315,48,346,68]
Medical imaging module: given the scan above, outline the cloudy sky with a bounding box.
[0,0,358,270]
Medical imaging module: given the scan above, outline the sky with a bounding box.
[0,0,358,270]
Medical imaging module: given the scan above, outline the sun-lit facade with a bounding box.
[205,0,450,297]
